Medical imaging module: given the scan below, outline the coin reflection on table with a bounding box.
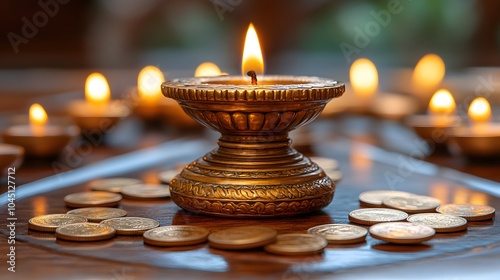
[264,233,328,255]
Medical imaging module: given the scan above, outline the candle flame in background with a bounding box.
[349,58,378,97]
[242,23,264,77]
[412,54,445,91]
[85,73,110,104]
[195,62,223,77]
[468,97,491,123]
[29,103,48,136]
[32,196,48,216]
[428,89,456,115]
[138,66,165,102]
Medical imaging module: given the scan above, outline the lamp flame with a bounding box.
[29,103,47,136]
[429,89,456,115]
[412,54,445,91]
[468,97,491,123]
[85,73,110,104]
[195,62,223,77]
[349,58,378,97]
[138,66,165,102]
[241,23,264,77]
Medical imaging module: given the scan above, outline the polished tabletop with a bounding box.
[1,113,499,279]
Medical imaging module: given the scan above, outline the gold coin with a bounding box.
[264,234,328,256]
[382,195,441,213]
[55,222,116,242]
[359,190,415,207]
[64,191,122,208]
[436,204,496,221]
[121,184,170,200]
[407,213,468,233]
[208,226,277,250]
[89,178,142,193]
[310,157,339,170]
[158,169,180,184]
[28,214,88,232]
[100,217,160,235]
[67,207,127,223]
[369,222,435,244]
[143,225,209,247]
[348,208,408,225]
[307,224,368,244]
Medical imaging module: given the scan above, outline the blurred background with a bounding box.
[0,0,499,111]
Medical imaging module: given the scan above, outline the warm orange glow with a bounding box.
[452,188,469,204]
[428,89,456,114]
[85,73,110,104]
[241,23,264,77]
[29,103,47,136]
[138,66,165,102]
[195,62,223,77]
[349,58,378,97]
[429,183,450,204]
[468,97,491,123]
[33,196,48,216]
[412,54,445,90]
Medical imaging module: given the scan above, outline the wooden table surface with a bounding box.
[1,114,499,280]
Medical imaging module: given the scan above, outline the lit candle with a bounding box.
[406,89,461,149]
[29,103,48,136]
[194,62,227,77]
[412,54,446,96]
[349,58,378,112]
[447,97,500,157]
[428,89,457,126]
[137,66,165,104]
[69,72,129,131]
[2,104,79,157]
[468,97,490,134]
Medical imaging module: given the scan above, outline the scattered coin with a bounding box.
[382,195,441,213]
[407,213,468,233]
[67,207,128,223]
[64,191,122,208]
[308,224,367,244]
[264,233,328,256]
[358,190,414,207]
[310,157,339,170]
[369,222,435,244]
[143,225,209,247]
[89,178,142,193]
[208,226,277,250]
[100,217,160,235]
[55,222,116,242]
[158,169,180,185]
[436,204,496,221]
[348,208,408,225]
[28,214,88,232]
[121,184,170,200]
